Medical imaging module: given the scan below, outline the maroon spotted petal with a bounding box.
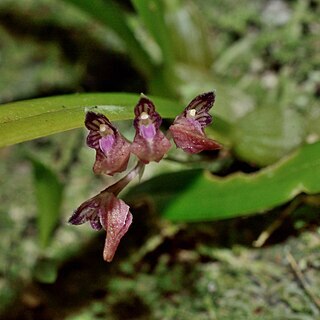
[68,193,104,231]
[169,92,221,154]
[85,112,131,176]
[100,194,133,262]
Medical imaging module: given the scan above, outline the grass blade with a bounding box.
[29,157,64,248]
[131,0,174,67]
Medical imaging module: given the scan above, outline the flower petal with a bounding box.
[68,195,103,230]
[183,91,215,128]
[99,194,132,262]
[85,112,115,147]
[131,130,171,163]
[169,117,221,154]
[93,139,131,176]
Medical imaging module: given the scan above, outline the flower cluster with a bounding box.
[69,92,221,262]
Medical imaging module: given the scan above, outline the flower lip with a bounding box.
[99,134,116,154]
[101,195,133,262]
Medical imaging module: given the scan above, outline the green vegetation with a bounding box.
[0,0,319,319]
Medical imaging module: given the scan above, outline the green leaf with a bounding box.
[0,93,180,147]
[126,141,320,221]
[131,0,178,97]
[33,258,58,284]
[165,2,213,68]
[131,0,174,67]
[232,107,306,166]
[29,157,64,248]
[62,0,153,78]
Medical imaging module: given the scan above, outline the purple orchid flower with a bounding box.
[169,92,221,154]
[131,95,171,164]
[85,111,131,176]
[69,93,223,262]
[68,161,145,262]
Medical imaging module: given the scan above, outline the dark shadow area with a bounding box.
[2,194,319,319]
[0,11,147,100]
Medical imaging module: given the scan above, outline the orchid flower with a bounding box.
[68,161,145,262]
[131,95,171,164]
[70,93,222,262]
[169,92,221,154]
[85,111,131,176]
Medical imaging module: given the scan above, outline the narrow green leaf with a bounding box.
[131,0,174,66]
[0,93,179,147]
[164,2,213,68]
[29,157,64,248]
[62,0,153,77]
[126,141,320,221]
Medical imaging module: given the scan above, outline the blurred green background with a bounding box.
[0,0,319,319]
